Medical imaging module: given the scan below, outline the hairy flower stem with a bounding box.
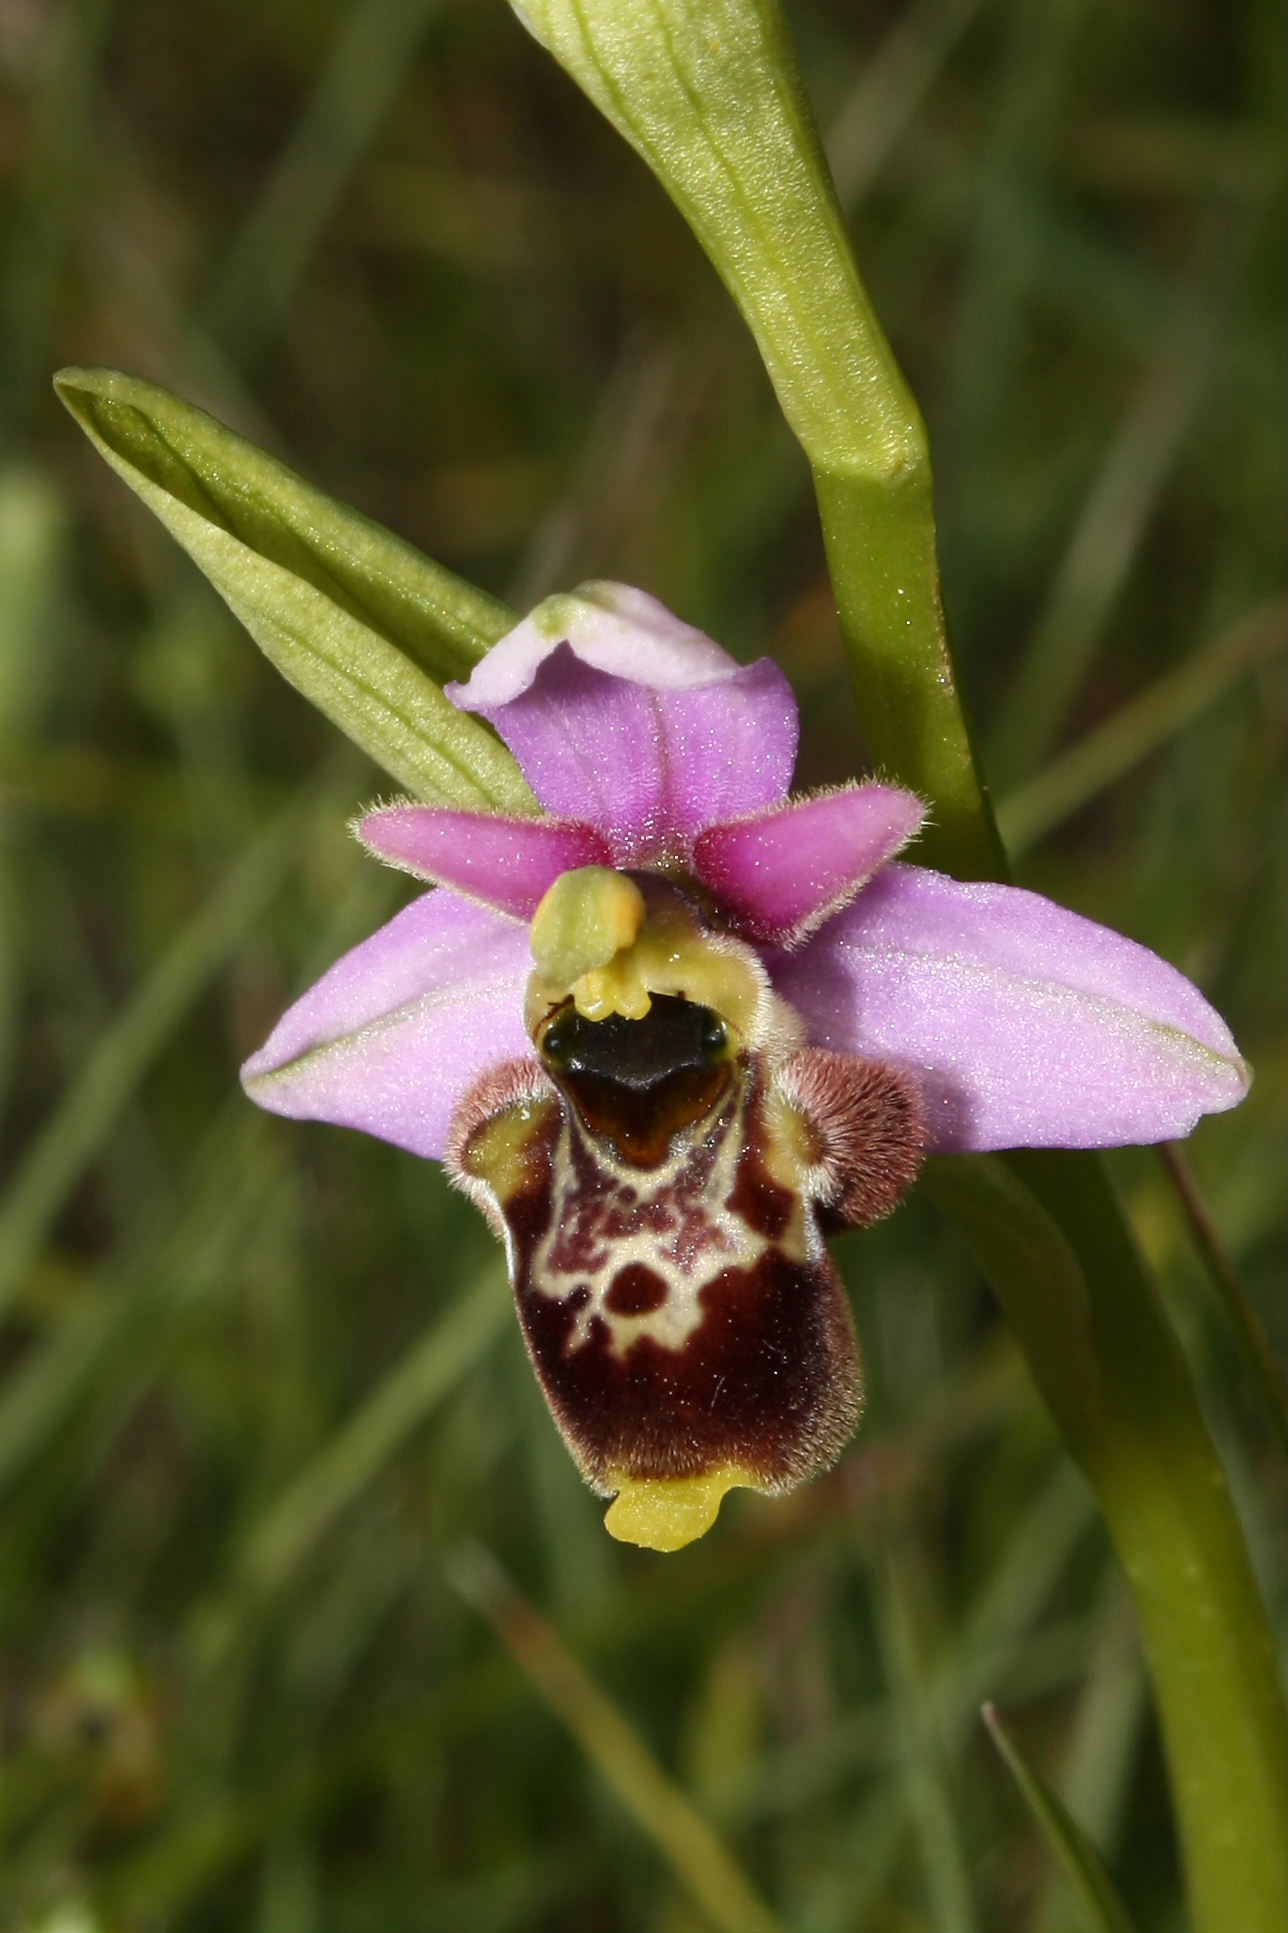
[512,0,1287,1922]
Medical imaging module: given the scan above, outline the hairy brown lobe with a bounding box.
[776,1048,926,1232]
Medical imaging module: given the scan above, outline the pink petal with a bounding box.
[447,584,798,862]
[241,891,533,1160]
[357,806,611,920]
[693,783,925,946]
[773,864,1249,1152]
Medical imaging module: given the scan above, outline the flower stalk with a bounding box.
[926,1152,1287,1933]
[509,0,1287,1924]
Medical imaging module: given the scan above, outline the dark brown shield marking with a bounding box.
[445,1003,926,1516]
[516,1243,860,1492]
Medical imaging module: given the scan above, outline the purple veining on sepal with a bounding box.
[358,806,612,920]
[693,783,925,946]
[241,892,532,1160]
[772,864,1250,1153]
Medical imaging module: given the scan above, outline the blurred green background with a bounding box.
[0,0,1283,1927]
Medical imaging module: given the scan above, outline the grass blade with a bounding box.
[983,1703,1140,1933]
[0,781,323,1320]
[450,1544,791,1933]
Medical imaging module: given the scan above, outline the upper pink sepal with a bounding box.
[449,582,742,703]
[240,892,533,1160]
[357,806,611,921]
[693,783,925,946]
[773,864,1250,1152]
[446,582,797,862]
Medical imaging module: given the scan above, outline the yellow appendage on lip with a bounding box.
[604,1468,753,1552]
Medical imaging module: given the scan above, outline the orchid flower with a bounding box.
[241,584,1248,1551]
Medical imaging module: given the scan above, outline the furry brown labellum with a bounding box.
[446,873,924,1550]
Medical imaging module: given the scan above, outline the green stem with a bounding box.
[813,468,1003,878]
[925,1154,1287,1933]
[511,1,1288,1924]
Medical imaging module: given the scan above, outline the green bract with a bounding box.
[514,0,914,474]
[54,367,533,814]
[508,0,999,883]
